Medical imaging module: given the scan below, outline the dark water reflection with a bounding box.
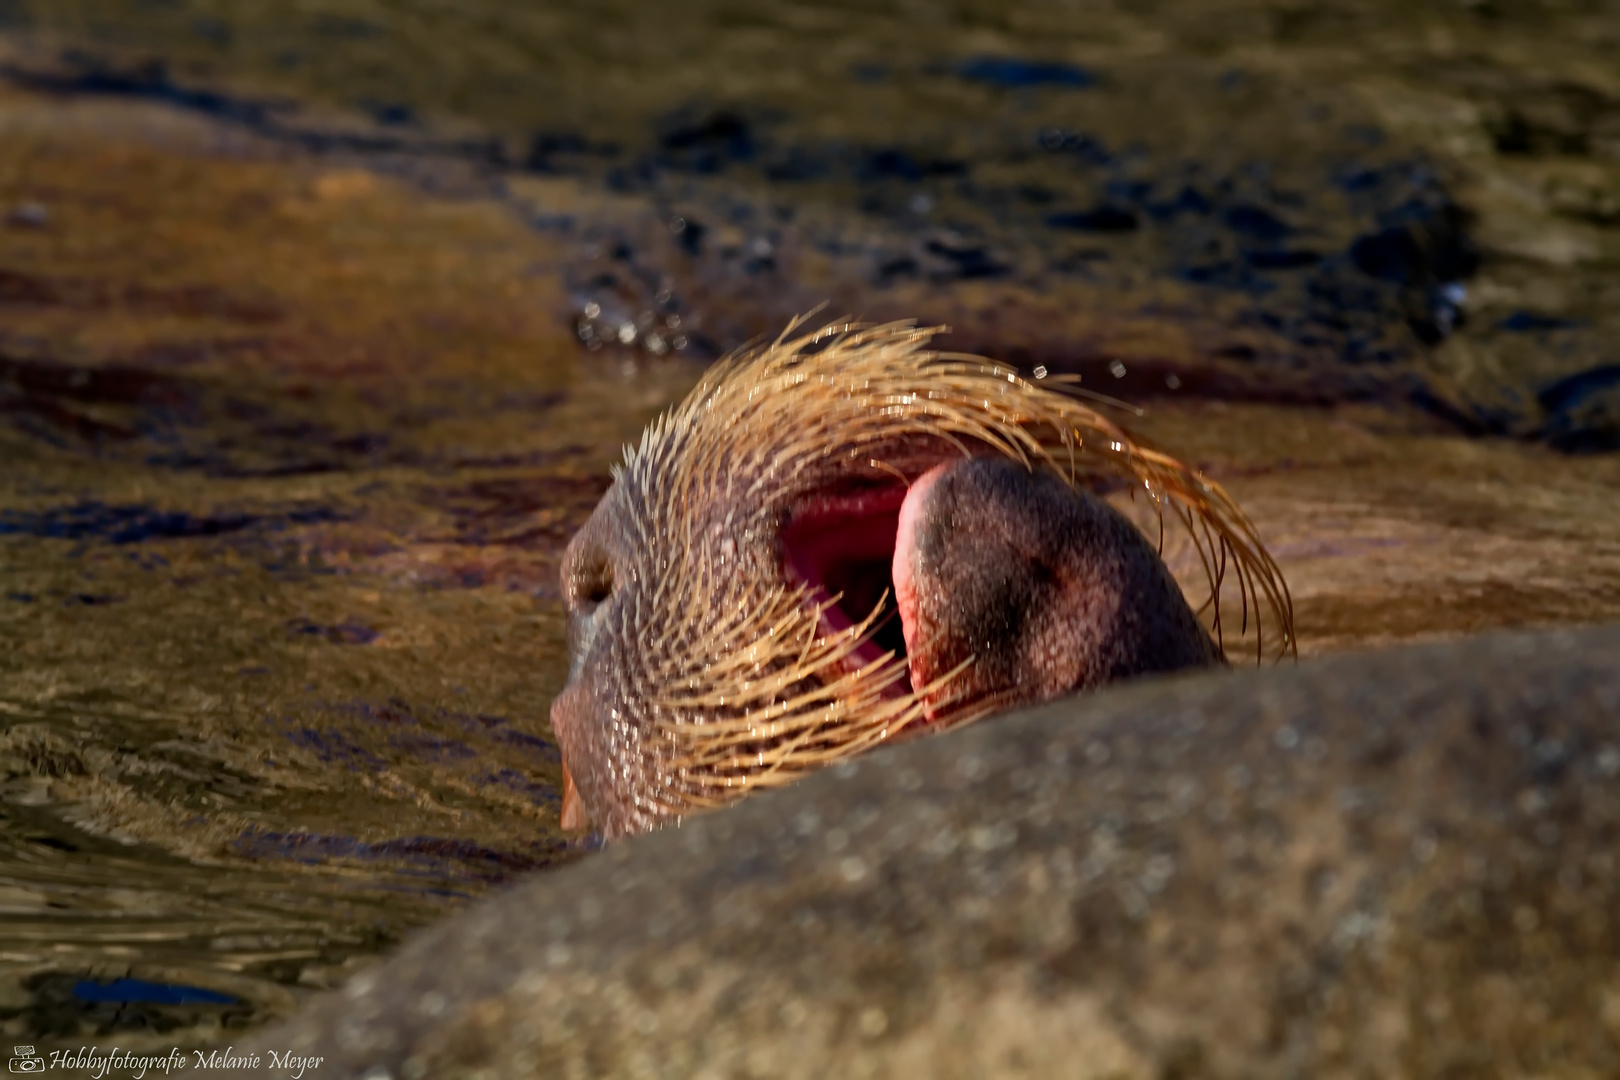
[0,0,1618,1053]
[8,0,1620,433]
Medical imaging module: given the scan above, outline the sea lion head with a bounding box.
[551,318,1291,838]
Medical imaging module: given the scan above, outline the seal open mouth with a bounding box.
[550,317,1293,839]
[779,459,1023,710]
[781,483,912,684]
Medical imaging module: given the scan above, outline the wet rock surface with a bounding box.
[238,623,1620,1079]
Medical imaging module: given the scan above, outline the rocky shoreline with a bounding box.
[237,623,1620,1078]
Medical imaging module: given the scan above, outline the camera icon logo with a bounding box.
[7,1046,44,1073]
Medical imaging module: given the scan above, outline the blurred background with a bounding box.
[0,0,1617,1057]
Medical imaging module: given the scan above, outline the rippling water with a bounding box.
[9,1,1620,417]
[0,0,1618,1055]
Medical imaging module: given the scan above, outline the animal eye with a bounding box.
[572,552,614,608]
[585,571,613,605]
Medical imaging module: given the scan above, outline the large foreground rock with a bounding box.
[238,625,1620,1078]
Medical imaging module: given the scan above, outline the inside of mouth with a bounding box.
[780,484,912,689]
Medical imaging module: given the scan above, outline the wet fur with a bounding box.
[900,458,1224,718]
[552,317,1293,839]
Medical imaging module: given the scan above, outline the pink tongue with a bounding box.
[892,462,952,717]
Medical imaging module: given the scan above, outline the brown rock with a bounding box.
[236,624,1620,1079]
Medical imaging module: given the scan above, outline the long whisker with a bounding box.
[617,316,1295,818]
